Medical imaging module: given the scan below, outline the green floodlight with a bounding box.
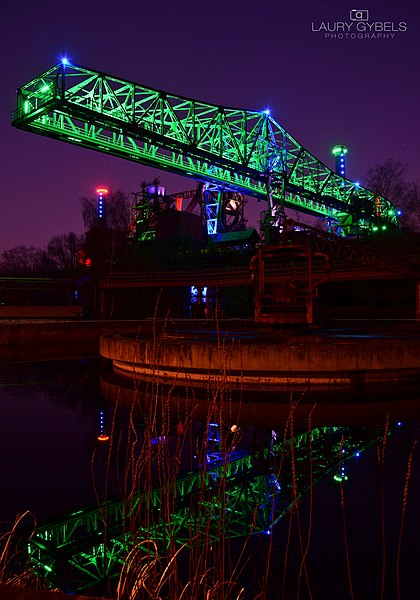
[334,474,349,483]
[332,145,348,156]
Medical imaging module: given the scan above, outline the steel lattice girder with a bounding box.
[24,425,385,592]
[11,63,398,230]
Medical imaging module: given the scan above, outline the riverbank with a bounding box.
[0,319,144,362]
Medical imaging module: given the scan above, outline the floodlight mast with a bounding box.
[332,145,348,178]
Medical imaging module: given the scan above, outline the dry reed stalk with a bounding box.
[0,511,46,590]
[396,439,417,600]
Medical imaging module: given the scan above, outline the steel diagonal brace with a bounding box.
[12,62,399,230]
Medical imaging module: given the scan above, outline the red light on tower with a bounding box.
[97,187,108,222]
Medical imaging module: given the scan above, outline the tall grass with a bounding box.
[0,511,46,591]
[1,315,418,599]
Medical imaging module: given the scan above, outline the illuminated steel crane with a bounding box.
[11,60,398,237]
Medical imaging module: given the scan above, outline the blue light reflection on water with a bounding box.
[0,359,108,523]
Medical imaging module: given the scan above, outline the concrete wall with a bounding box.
[100,332,420,374]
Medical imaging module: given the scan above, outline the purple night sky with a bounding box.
[1,0,418,250]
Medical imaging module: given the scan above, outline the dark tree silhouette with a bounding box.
[364,158,407,202]
[79,190,131,232]
[364,158,420,231]
[0,246,53,275]
[47,232,82,273]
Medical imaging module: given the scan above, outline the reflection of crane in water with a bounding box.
[24,424,387,593]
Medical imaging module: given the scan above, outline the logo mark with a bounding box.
[350,9,369,21]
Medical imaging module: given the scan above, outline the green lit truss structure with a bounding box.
[24,425,382,593]
[12,62,398,236]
